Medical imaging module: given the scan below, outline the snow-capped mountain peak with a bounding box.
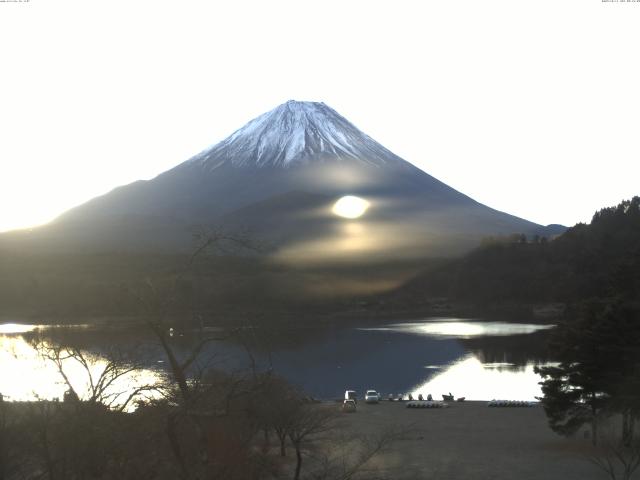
[6,99,552,257]
[189,100,406,169]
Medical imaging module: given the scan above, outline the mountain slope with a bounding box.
[1,100,559,259]
[188,100,407,168]
[390,197,640,308]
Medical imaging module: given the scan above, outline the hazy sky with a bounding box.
[1,0,639,232]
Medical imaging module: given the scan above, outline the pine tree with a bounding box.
[536,301,640,445]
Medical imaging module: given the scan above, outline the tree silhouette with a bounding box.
[536,300,640,445]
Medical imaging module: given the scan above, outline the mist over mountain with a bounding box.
[1,100,561,260]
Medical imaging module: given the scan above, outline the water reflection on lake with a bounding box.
[0,323,39,334]
[0,318,555,404]
[0,329,163,407]
[410,355,545,401]
[362,320,554,338]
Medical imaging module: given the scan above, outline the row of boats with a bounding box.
[487,400,536,407]
[406,401,448,408]
[387,393,465,402]
[406,399,537,408]
[344,390,536,407]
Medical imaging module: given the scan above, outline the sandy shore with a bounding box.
[330,400,603,480]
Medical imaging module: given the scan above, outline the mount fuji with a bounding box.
[3,101,562,260]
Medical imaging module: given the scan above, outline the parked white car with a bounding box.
[344,390,357,403]
[342,399,357,412]
[365,390,380,403]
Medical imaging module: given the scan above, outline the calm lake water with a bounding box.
[0,318,555,404]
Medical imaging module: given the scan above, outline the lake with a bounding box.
[0,318,555,405]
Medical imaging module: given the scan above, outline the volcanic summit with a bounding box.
[1,101,560,258]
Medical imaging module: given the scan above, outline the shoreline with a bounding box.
[330,400,601,479]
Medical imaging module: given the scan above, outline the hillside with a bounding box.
[391,197,640,313]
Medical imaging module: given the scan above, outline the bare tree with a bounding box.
[0,394,7,480]
[287,404,337,480]
[126,228,274,478]
[587,422,640,480]
[131,226,258,405]
[30,334,159,412]
[323,426,409,480]
[0,394,25,480]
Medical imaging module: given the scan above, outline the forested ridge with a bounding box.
[1,198,638,323]
[396,197,640,311]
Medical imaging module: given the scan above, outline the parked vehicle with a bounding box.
[344,390,357,403]
[342,399,357,412]
[365,390,380,403]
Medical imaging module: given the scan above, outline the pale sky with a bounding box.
[1,0,639,232]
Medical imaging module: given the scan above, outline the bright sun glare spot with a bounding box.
[0,323,37,334]
[332,196,370,219]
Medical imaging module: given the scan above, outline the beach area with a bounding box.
[330,400,604,480]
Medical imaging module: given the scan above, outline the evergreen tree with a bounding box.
[536,300,640,445]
